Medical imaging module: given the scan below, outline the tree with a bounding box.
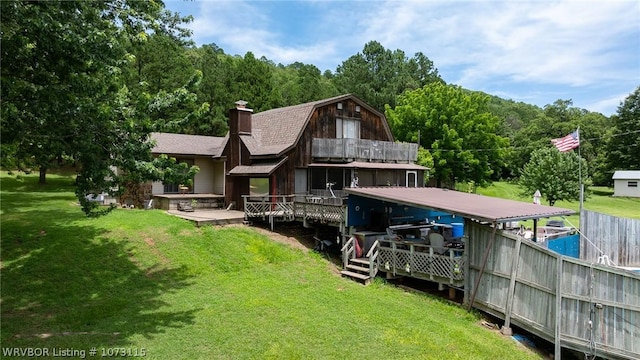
[334,41,442,112]
[231,52,280,112]
[606,86,640,173]
[386,83,509,187]
[507,99,611,184]
[519,147,588,206]
[0,0,202,215]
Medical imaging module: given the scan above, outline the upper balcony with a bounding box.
[312,138,418,163]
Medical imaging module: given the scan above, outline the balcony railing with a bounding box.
[312,138,418,162]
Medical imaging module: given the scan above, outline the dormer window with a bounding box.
[336,117,360,139]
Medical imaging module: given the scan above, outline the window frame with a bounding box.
[336,117,360,139]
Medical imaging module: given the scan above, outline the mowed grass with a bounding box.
[477,181,640,228]
[1,172,541,359]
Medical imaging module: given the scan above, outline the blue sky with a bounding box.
[164,0,639,116]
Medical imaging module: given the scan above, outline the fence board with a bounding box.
[467,221,640,359]
[581,210,640,266]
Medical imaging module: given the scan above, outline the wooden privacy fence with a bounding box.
[580,210,640,266]
[466,222,640,360]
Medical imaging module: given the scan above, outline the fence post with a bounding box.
[554,255,563,359]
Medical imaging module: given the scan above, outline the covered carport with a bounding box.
[345,187,575,240]
[344,187,576,305]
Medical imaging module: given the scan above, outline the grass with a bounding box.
[1,172,542,359]
[476,181,640,228]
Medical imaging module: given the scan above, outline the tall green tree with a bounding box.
[606,86,640,173]
[231,52,280,112]
[519,147,588,206]
[0,0,202,215]
[386,83,509,187]
[508,99,610,184]
[334,40,442,112]
[185,44,234,136]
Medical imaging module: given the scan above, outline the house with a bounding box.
[612,170,640,197]
[149,133,227,210]
[149,94,426,211]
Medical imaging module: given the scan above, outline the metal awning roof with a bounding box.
[309,161,427,170]
[228,158,287,176]
[345,187,575,223]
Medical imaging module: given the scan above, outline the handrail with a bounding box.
[366,240,380,258]
[367,240,380,278]
[340,236,354,253]
[341,237,355,269]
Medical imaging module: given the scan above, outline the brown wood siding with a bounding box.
[225,107,254,210]
[296,99,392,168]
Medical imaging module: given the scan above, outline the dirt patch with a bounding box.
[144,237,155,247]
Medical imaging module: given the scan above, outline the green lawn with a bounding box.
[476,181,640,228]
[0,172,541,359]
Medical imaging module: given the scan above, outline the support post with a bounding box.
[501,236,522,336]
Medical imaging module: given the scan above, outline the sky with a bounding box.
[163,0,640,116]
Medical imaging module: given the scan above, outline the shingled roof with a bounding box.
[243,94,390,156]
[151,132,227,157]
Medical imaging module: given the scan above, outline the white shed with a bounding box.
[612,170,640,197]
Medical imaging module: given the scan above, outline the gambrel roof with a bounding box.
[151,94,394,160]
[241,94,392,157]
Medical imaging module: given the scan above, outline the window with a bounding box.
[336,117,360,139]
[163,159,194,193]
[628,181,638,188]
[250,178,269,197]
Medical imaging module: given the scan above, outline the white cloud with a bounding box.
[355,1,639,89]
[168,0,639,115]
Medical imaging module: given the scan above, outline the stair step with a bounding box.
[340,270,371,281]
[350,257,371,266]
[346,264,369,273]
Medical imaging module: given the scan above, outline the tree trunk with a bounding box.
[39,167,47,184]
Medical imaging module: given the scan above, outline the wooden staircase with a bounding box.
[340,236,380,285]
[341,257,373,285]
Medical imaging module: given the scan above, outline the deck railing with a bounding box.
[243,195,296,229]
[312,138,418,162]
[244,194,347,226]
[378,238,465,286]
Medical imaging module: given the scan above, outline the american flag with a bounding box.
[551,130,580,152]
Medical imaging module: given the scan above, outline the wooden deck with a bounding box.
[243,195,347,231]
[378,239,465,287]
[166,209,246,226]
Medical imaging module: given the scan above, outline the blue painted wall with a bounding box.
[547,234,580,258]
[347,194,460,228]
